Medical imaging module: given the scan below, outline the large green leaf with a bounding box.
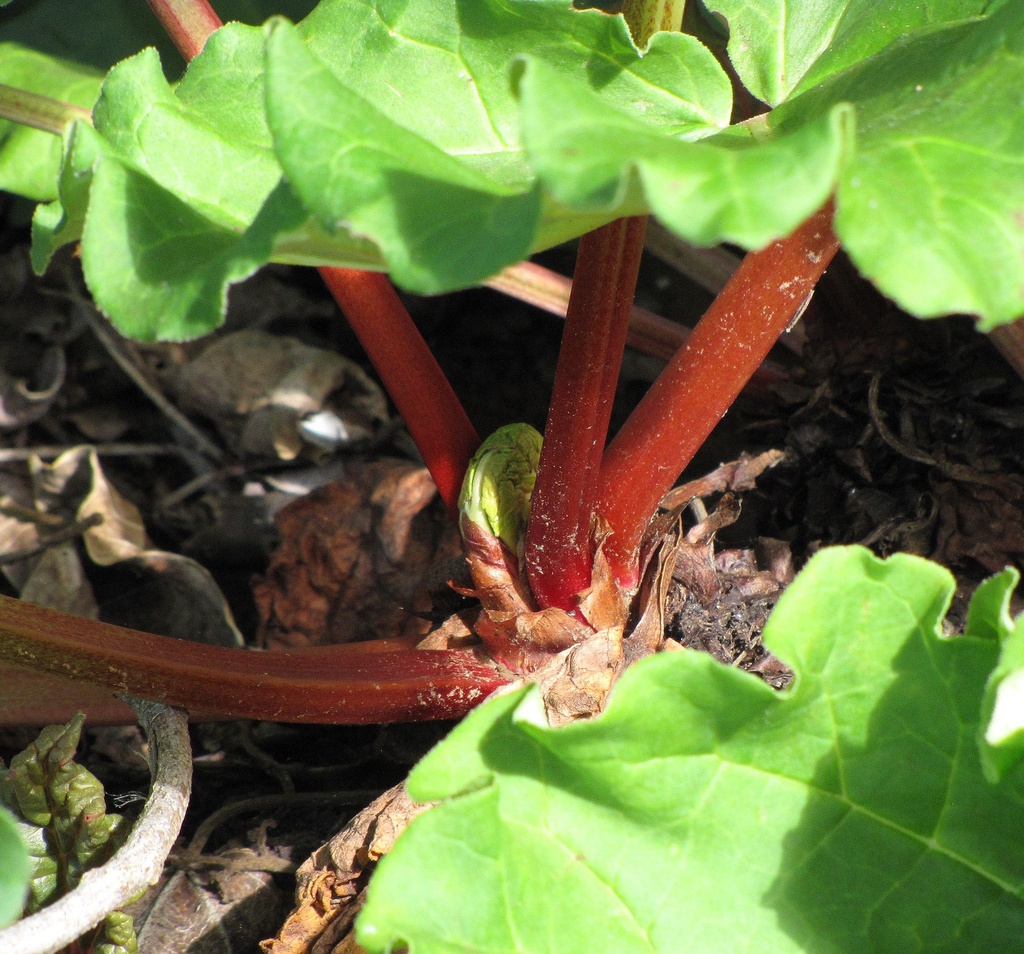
[264,0,733,290]
[30,25,306,339]
[977,568,1024,782]
[704,0,997,107]
[0,0,316,200]
[358,547,1024,953]
[298,0,728,170]
[772,3,1024,328]
[517,55,848,249]
[264,18,542,293]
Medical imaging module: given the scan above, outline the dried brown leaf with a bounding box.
[254,461,452,649]
[932,474,1024,573]
[659,449,785,510]
[135,857,283,954]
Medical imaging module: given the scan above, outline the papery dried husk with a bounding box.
[658,450,784,511]
[453,516,668,722]
[262,784,427,954]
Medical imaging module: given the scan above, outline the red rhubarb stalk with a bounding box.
[0,597,509,724]
[320,268,479,515]
[598,202,840,586]
[524,216,647,611]
[483,260,788,391]
[144,0,223,61]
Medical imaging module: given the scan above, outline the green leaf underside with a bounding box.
[265,0,735,291]
[265,18,542,292]
[7,0,1023,337]
[517,57,848,249]
[357,547,1024,954]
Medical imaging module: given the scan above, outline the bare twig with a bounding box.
[173,790,384,866]
[0,443,208,465]
[81,308,224,466]
[44,282,223,467]
[485,260,690,362]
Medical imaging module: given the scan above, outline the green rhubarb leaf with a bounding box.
[93,38,279,232]
[967,567,1019,643]
[31,120,108,273]
[80,166,307,341]
[771,3,1024,328]
[34,25,309,340]
[24,19,375,339]
[0,2,315,201]
[0,806,29,929]
[518,56,848,249]
[0,44,102,201]
[704,0,997,108]
[10,0,1024,336]
[358,546,1024,954]
[264,17,541,293]
[264,0,732,290]
[298,0,729,170]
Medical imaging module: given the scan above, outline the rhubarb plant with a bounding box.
[1,0,1024,949]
